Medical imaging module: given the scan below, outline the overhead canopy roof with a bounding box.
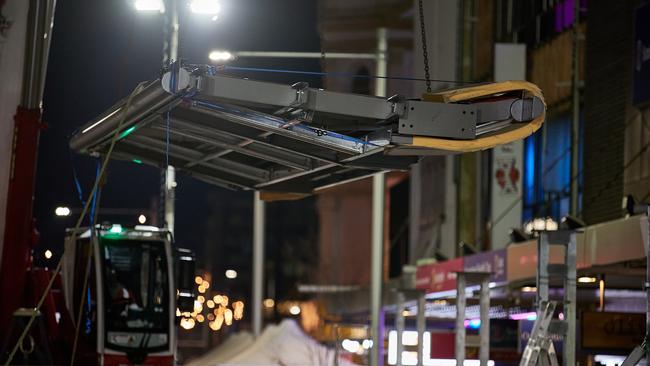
[70,64,545,195]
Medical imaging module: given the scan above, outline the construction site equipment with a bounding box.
[455,272,491,366]
[519,301,560,366]
[69,63,546,197]
[519,230,577,366]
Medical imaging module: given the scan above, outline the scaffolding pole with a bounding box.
[252,191,265,337]
[370,27,388,366]
[455,272,491,366]
[417,293,426,366]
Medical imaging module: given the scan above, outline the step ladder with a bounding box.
[519,230,577,366]
[519,301,559,366]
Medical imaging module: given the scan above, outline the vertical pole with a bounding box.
[537,233,549,305]
[395,293,405,366]
[164,166,175,235]
[564,232,577,366]
[375,28,387,97]
[417,293,425,366]
[646,207,650,361]
[370,26,388,366]
[455,273,466,365]
[252,191,265,337]
[162,0,178,232]
[370,173,385,366]
[569,0,580,215]
[479,276,490,366]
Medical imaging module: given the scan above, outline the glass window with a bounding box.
[100,238,169,333]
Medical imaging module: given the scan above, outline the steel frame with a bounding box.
[70,63,543,194]
[455,272,491,366]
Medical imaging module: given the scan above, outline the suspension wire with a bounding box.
[3,81,147,366]
[70,161,102,366]
[69,150,86,207]
[417,0,433,92]
[221,65,480,85]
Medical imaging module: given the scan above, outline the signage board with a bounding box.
[464,249,507,283]
[506,240,565,282]
[415,257,464,293]
[582,311,645,350]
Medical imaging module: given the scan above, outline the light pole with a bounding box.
[133,0,220,235]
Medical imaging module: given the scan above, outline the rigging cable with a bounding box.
[220,65,480,85]
[417,0,433,92]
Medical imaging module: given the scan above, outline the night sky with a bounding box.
[35,0,322,300]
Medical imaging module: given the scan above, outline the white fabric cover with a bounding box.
[187,319,355,366]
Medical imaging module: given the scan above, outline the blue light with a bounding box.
[464,319,481,329]
[524,136,536,205]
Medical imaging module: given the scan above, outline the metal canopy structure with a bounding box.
[70,63,544,194]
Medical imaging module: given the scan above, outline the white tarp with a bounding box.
[188,319,354,366]
[186,332,254,366]
[0,0,29,269]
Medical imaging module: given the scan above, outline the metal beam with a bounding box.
[168,117,340,164]
[370,27,388,366]
[234,51,378,59]
[168,128,314,171]
[417,293,425,366]
[252,191,265,337]
[455,275,466,365]
[127,135,270,182]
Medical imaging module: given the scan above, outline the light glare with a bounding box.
[55,206,71,217]
[209,50,234,62]
[180,317,195,330]
[190,0,220,15]
[225,269,237,279]
[44,250,53,259]
[134,0,164,12]
[138,214,147,224]
[289,305,301,315]
[578,276,597,283]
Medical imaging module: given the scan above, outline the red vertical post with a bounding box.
[0,106,44,331]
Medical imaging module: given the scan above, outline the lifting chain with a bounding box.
[417,0,432,93]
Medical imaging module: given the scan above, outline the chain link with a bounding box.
[418,0,432,93]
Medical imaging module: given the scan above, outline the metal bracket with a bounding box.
[399,101,477,139]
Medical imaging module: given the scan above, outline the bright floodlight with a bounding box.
[225,269,237,279]
[44,250,53,259]
[209,50,234,63]
[134,0,164,12]
[55,206,70,217]
[138,214,147,224]
[190,0,220,15]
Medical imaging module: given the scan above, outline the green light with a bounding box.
[109,224,123,234]
[132,159,142,164]
[118,126,136,140]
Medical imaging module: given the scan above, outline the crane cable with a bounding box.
[417,0,433,93]
[3,81,147,366]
